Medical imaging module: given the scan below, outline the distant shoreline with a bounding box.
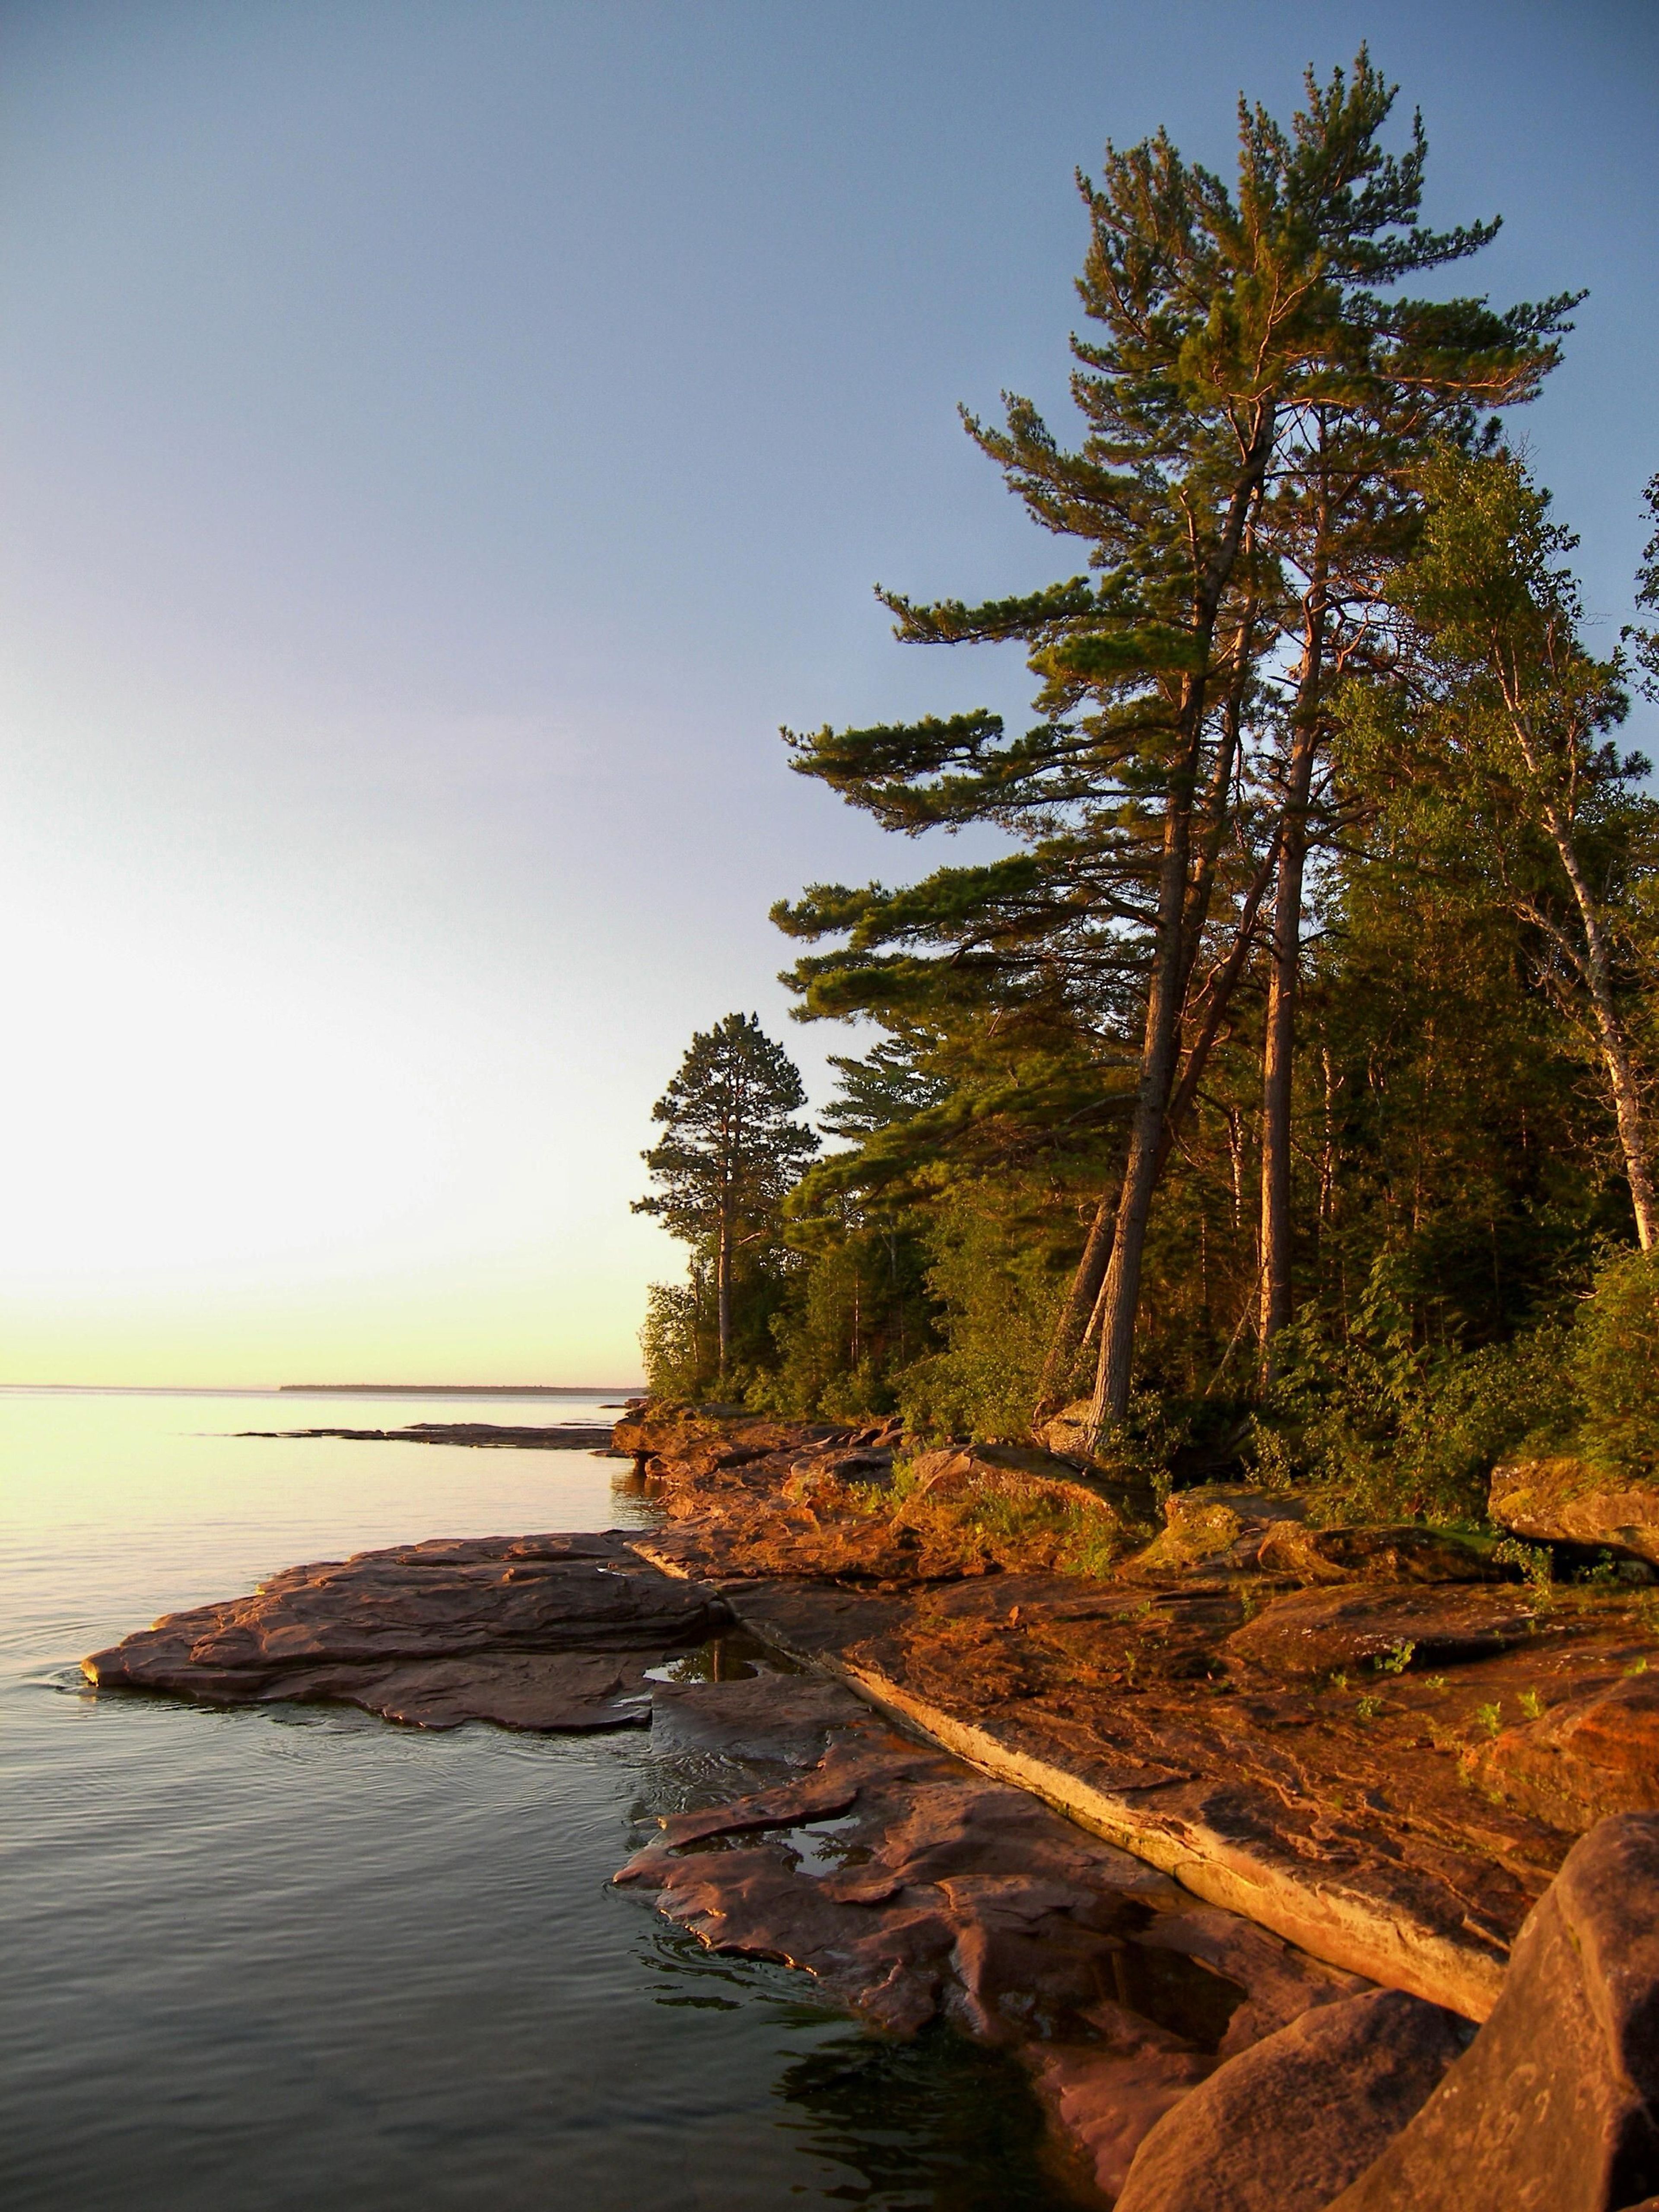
[0,1382,644,1398]
[279,1384,643,1396]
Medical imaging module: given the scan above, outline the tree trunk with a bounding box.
[1087,404,1276,1436]
[1090,765,1202,1430]
[716,1208,733,1373]
[1541,805,1658,1251]
[1035,1190,1116,1418]
[1256,718,1319,1371]
[1035,610,1261,1427]
[1034,825,1281,1427]
[1257,556,1329,1381]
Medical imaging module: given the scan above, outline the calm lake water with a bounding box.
[0,1388,1077,2212]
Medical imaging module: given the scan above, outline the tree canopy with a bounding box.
[632,53,1658,1512]
[633,1012,818,1386]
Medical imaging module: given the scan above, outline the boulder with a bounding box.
[1491,1459,1659,1567]
[903,1442,1156,1555]
[1114,1988,1468,2212]
[1035,1398,1097,1460]
[1225,1583,1541,1678]
[1255,1522,1501,1585]
[1468,1673,1659,1833]
[1135,1486,1308,1573]
[1326,1814,1659,2211]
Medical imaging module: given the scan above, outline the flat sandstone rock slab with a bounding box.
[1224,1584,1545,1676]
[83,1532,728,1727]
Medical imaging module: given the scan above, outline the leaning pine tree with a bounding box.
[632,1013,819,1384]
[779,49,1572,1441]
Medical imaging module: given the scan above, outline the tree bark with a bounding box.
[1035,1190,1116,1417]
[1500,675,1658,1254]
[1035,605,1261,1426]
[1088,405,1276,1436]
[1539,804,1657,1251]
[1090,788,1196,1428]
[716,1207,733,1372]
[1257,555,1329,1381]
[1256,718,1319,1371]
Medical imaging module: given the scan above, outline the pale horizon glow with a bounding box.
[2,1,1654,1386]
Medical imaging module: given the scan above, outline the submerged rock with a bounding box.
[1327,1814,1659,2210]
[1114,1988,1468,2212]
[616,1682,1367,2183]
[1491,1457,1659,1567]
[645,1672,856,1766]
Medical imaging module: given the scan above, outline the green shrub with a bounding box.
[639,1278,714,1398]
[1570,1248,1659,1474]
[895,1201,1071,1440]
[1245,1253,1580,1522]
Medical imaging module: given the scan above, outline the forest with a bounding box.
[635,52,1659,1526]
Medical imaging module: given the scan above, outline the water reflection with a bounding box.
[0,1389,1082,2211]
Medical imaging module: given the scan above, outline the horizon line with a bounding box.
[0,1381,647,1396]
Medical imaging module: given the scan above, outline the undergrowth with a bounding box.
[1239,1247,1659,1523]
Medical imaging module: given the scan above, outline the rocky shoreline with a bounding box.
[83,1400,1659,2208]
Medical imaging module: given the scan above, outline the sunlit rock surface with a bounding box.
[622,1401,1659,2022]
[83,1531,726,1730]
[1491,1456,1659,1567]
[85,1401,1659,2204]
[1114,1988,1469,2212]
[1327,1814,1659,2211]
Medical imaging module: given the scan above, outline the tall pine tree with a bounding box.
[633,1014,819,1377]
[781,51,1573,1435]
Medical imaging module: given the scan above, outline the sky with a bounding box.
[2,0,1656,1387]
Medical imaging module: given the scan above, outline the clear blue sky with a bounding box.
[2,0,1654,1382]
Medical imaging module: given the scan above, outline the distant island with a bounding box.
[279,1384,643,1397]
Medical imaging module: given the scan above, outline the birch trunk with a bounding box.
[1539,802,1657,1251]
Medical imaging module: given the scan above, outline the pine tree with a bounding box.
[632,1014,820,1377]
[1244,61,1575,1379]
[780,49,1573,1436]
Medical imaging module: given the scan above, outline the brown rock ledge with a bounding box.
[1491,1456,1659,1568]
[82,1531,727,1730]
[82,1402,1659,2204]
[615,1668,1372,2200]
[621,1403,1659,2022]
